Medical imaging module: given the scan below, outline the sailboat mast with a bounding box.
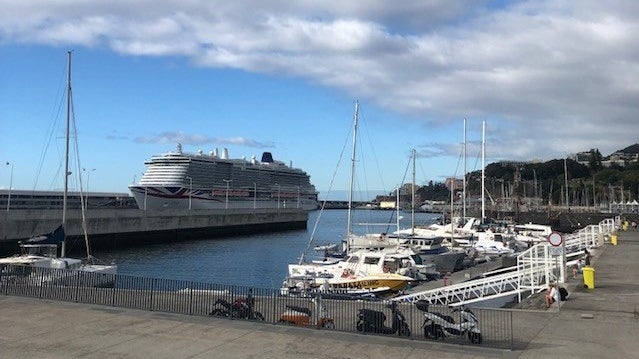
[481,121,486,222]
[61,50,72,258]
[462,118,467,221]
[346,100,359,241]
[411,148,416,234]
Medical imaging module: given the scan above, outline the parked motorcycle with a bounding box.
[209,292,265,320]
[278,296,334,329]
[416,300,481,344]
[356,301,411,336]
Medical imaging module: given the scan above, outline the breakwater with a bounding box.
[0,208,307,254]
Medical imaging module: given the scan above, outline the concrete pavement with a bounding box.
[1,231,638,359]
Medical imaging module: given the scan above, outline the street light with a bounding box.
[83,168,95,208]
[223,179,232,210]
[6,161,13,212]
[186,176,193,210]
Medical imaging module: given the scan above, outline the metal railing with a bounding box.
[391,217,618,306]
[0,264,517,350]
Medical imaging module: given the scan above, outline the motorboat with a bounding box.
[282,248,438,297]
[391,229,468,273]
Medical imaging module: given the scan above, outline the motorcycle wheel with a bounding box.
[209,309,227,317]
[468,331,482,344]
[322,321,335,330]
[424,323,443,339]
[253,312,265,321]
[399,323,411,337]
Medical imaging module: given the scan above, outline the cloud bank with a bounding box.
[2,0,638,160]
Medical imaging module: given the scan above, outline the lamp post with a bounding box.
[6,161,13,212]
[223,179,232,210]
[186,176,193,210]
[83,168,95,208]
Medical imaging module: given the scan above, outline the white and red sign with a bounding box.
[548,232,563,247]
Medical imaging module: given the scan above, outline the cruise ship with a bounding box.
[129,144,318,210]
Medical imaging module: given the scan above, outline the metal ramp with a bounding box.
[392,217,618,306]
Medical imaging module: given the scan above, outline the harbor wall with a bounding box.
[0,208,308,254]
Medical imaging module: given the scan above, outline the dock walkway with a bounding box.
[1,232,638,358]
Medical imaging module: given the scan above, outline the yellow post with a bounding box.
[582,266,595,289]
[611,234,618,245]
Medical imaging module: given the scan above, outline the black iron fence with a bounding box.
[1,264,521,350]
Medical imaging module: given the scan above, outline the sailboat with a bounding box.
[280,101,414,298]
[0,52,116,284]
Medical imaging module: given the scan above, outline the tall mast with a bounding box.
[462,119,467,221]
[481,121,486,222]
[564,158,569,209]
[411,148,416,234]
[346,100,359,242]
[61,51,72,258]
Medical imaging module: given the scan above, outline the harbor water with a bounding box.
[94,209,440,289]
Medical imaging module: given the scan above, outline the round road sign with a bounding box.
[548,232,563,247]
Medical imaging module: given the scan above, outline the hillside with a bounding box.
[417,143,639,205]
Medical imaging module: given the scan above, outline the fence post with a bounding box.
[150,278,155,311]
[74,271,81,302]
[189,283,194,316]
[510,310,514,350]
[0,265,4,295]
[38,269,45,299]
[111,275,117,307]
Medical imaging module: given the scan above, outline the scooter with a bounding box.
[416,300,481,344]
[209,294,265,321]
[278,297,335,329]
[356,301,411,336]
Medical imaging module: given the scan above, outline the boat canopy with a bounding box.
[19,225,65,245]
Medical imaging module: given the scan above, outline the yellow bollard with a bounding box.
[611,234,618,245]
[582,266,595,289]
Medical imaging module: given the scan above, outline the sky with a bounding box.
[1,1,638,201]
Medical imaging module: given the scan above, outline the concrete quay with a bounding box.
[0,208,307,254]
[1,232,638,358]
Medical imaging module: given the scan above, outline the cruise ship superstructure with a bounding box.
[129,144,318,210]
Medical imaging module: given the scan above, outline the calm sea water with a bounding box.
[94,209,440,289]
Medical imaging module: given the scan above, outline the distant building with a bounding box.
[0,189,135,210]
[573,151,594,166]
[445,177,463,191]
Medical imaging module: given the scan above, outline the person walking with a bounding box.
[545,283,558,308]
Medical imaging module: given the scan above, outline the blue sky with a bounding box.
[1,1,638,200]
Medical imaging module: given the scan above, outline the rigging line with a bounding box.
[299,112,353,264]
[351,108,373,232]
[384,152,412,234]
[358,106,387,194]
[33,60,68,191]
[70,95,92,259]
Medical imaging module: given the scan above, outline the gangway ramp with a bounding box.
[392,217,618,307]
[392,266,523,306]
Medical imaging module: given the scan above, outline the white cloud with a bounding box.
[133,131,274,148]
[2,0,639,160]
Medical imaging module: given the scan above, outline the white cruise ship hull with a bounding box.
[130,186,318,211]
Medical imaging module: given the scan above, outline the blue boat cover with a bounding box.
[20,225,65,245]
